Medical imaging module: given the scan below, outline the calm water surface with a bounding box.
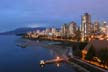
[0,35,76,72]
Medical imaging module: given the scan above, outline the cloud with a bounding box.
[0,0,108,31]
[26,23,46,28]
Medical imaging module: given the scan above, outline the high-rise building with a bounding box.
[69,21,77,37]
[94,21,100,32]
[81,13,92,40]
[100,21,107,34]
[106,25,108,35]
[51,27,56,35]
[61,24,69,37]
[103,21,107,27]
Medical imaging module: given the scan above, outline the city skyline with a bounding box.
[0,0,108,32]
[25,13,108,42]
[0,1,108,71]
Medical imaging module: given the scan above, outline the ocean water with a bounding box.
[0,35,76,72]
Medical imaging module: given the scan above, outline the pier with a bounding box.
[40,56,64,65]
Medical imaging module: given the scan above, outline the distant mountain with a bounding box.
[0,27,46,35]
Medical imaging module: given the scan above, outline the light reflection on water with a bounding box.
[0,36,76,72]
[16,38,73,67]
[16,38,71,59]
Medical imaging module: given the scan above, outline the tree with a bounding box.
[98,48,108,67]
[85,44,96,61]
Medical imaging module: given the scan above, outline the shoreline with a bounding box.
[22,36,108,72]
[69,58,108,72]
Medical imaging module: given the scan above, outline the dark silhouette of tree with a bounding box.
[99,48,108,67]
[85,44,95,61]
[106,51,108,67]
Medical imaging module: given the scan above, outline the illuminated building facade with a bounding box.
[61,24,69,37]
[81,13,92,41]
[69,22,77,37]
[94,21,100,32]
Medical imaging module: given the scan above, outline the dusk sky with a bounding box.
[0,0,108,32]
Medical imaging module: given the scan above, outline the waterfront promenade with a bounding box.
[23,35,108,72]
[72,58,108,72]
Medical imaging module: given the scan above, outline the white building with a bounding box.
[94,21,100,32]
[100,21,107,34]
[81,13,92,41]
[61,24,69,37]
[51,27,57,35]
[69,22,77,37]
